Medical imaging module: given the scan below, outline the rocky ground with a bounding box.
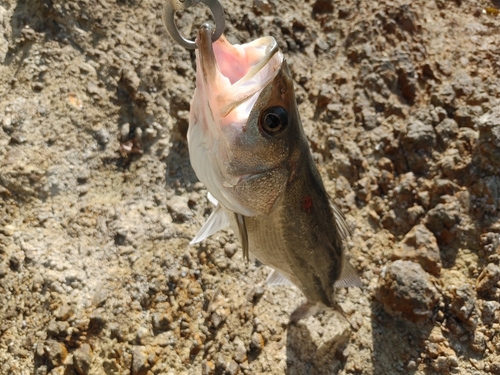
[0,0,499,374]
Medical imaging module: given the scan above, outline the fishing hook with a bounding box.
[163,0,225,49]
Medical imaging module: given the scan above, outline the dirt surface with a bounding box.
[1,0,500,374]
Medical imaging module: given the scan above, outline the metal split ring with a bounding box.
[163,0,225,49]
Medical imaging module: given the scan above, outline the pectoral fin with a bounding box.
[190,203,230,244]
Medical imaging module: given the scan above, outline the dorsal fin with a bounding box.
[328,194,352,240]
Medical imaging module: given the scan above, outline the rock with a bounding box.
[447,284,476,323]
[476,263,500,294]
[47,320,70,337]
[224,243,238,258]
[392,224,442,276]
[233,337,247,363]
[253,0,273,15]
[312,0,333,14]
[151,312,173,332]
[167,196,193,222]
[452,70,474,97]
[431,83,456,115]
[424,198,460,245]
[120,123,131,141]
[480,300,500,325]
[396,51,417,103]
[453,105,482,128]
[403,119,436,149]
[470,176,500,216]
[471,331,486,353]
[378,260,440,322]
[491,360,500,375]
[44,340,68,367]
[131,346,151,375]
[53,304,74,321]
[226,360,239,375]
[435,118,459,147]
[477,106,500,172]
[121,66,141,97]
[250,332,264,351]
[1,225,15,236]
[94,128,110,145]
[73,344,93,375]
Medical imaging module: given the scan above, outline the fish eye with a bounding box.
[260,106,288,135]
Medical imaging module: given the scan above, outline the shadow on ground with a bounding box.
[285,317,347,375]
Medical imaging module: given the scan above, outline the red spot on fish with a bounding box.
[302,195,313,214]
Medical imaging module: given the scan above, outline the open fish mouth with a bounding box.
[196,23,282,118]
[188,24,285,216]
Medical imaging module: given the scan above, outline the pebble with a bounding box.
[233,337,247,363]
[1,225,15,236]
[250,332,264,351]
[120,123,131,141]
[73,344,92,375]
[476,263,500,293]
[167,196,193,222]
[131,346,150,375]
[94,128,110,145]
[54,304,74,321]
[224,243,238,258]
[44,340,68,367]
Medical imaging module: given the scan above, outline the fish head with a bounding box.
[189,24,306,216]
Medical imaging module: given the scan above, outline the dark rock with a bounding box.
[74,344,93,375]
[378,260,440,322]
[424,198,460,245]
[395,4,418,33]
[396,52,417,103]
[313,0,333,14]
[470,176,500,216]
[392,224,442,276]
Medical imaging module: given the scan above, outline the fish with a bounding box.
[188,23,361,321]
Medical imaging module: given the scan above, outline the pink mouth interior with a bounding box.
[213,40,261,85]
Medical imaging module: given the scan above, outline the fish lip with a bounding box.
[196,23,217,82]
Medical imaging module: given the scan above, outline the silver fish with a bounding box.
[188,24,361,321]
